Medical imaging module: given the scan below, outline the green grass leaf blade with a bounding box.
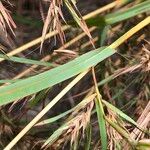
[28,88,50,108]
[102,100,137,126]
[0,79,20,84]
[85,123,92,150]
[43,125,69,147]
[36,94,96,126]
[0,54,55,67]
[99,25,110,47]
[0,47,115,106]
[36,108,73,126]
[84,0,150,27]
[95,98,107,150]
[105,0,150,24]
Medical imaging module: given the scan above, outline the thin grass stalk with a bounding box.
[109,16,150,49]
[92,68,107,150]
[83,1,117,20]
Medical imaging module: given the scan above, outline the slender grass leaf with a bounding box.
[28,88,50,108]
[83,0,150,27]
[36,108,73,126]
[0,54,56,67]
[36,94,96,126]
[85,123,92,150]
[0,47,115,106]
[43,125,69,147]
[99,25,110,46]
[102,100,137,126]
[105,0,150,24]
[105,117,135,144]
[95,98,107,150]
[98,74,115,86]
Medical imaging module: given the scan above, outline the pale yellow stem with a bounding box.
[109,16,150,49]
[83,1,117,20]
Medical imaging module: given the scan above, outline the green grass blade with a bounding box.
[28,88,50,108]
[84,0,150,27]
[36,94,96,126]
[0,54,55,67]
[0,79,20,84]
[102,100,137,126]
[99,25,110,47]
[105,0,150,24]
[43,125,69,147]
[35,108,73,126]
[85,123,92,150]
[0,47,115,106]
[95,98,107,150]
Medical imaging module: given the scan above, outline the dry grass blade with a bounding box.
[64,0,95,47]
[114,44,150,77]
[130,101,150,140]
[0,1,16,35]
[40,0,66,51]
